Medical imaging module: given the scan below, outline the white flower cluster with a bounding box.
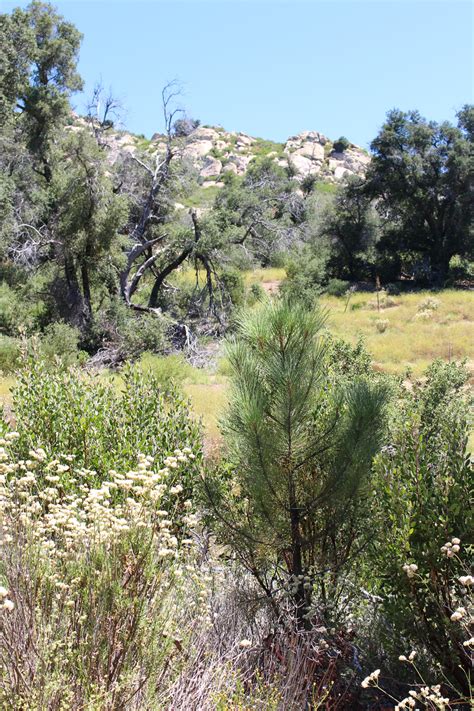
[361,668,380,688]
[396,685,450,710]
[0,436,197,578]
[440,537,461,557]
[402,563,418,578]
[0,585,14,612]
[398,650,416,662]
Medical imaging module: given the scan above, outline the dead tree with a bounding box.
[120,82,220,321]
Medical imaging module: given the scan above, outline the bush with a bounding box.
[138,353,193,391]
[220,268,245,307]
[333,136,350,153]
[9,357,202,483]
[418,296,440,312]
[375,318,389,333]
[246,282,265,306]
[368,360,472,694]
[326,278,349,297]
[448,254,474,282]
[0,436,202,708]
[0,335,20,374]
[40,322,87,366]
[93,300,169,359]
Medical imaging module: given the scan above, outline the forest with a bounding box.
[0,2,472,709]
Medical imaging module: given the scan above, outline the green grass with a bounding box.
[183,184,222,208]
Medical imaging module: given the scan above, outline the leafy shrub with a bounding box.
[10,357,202,483]
[368,360,472,693]
[0,436,202,708]
[246,282,265,305]
[418,296,440,312]
[0,281,49,335]
[333,136,350,153]
[138,353,193,390]
[375,318,389,333]
[448,254,474,282]
[40,322,87,366]
[0,336,20,374]
[220,268,245,307]
[173,117,200,137]
[326,278,349,297]
[281,253,327,307]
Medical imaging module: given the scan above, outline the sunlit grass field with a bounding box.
[320,290,473,377]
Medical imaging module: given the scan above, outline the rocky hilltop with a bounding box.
[103,124,370,185]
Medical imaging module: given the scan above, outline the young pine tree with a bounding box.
[206,298,388,625]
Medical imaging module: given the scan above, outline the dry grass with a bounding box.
[320,289,473,378]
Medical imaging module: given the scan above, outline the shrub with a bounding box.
[0,436,202,708]
[414,309,433,320]
[220,268,245,307]
[0,336,20,374]
[448,254,474,282]
[375,318,389,333]
[418,296,440,312]
[246,282,265,306]
[326,278,349,297]
[333,136,350,153]
[368,360,472,694]
[367,290,397,309]
[40,322,86,366]
[9,356,202,483]
[138,353,193,391]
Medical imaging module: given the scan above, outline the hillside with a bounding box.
[83,120,370,185]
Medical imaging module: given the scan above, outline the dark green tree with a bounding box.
[367,108,473,283]
[320,176,379,280]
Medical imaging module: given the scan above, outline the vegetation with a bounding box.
[0,2,472,709]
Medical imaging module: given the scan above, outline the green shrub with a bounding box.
[448,254,474,282]
[369,360,472,693]
[10,357,202,484]
[333,136,350,153]
[40,322,87,366]
[246,282,265,305]
[326,278,349,297]
[138,353,193,390]
[220,268,245,307]
[0,335,20,374]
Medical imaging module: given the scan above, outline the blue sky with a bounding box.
[2,0,473,147]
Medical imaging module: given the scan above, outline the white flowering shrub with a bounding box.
[359,544,473,708]
[0,434,205,707]
[369,360,472,696]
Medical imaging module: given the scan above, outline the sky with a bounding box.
[1,0,473,147]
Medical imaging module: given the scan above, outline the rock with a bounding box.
[334,166,352,180]
[293,143,324,161]
[202,180,224,188]
[227,153,253,174]
[183,140,214,158]
[288,154,321,176]
[236,133,254,146]
[223,162,238,174]
[199,156,222,177]
[190,127,220,142]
